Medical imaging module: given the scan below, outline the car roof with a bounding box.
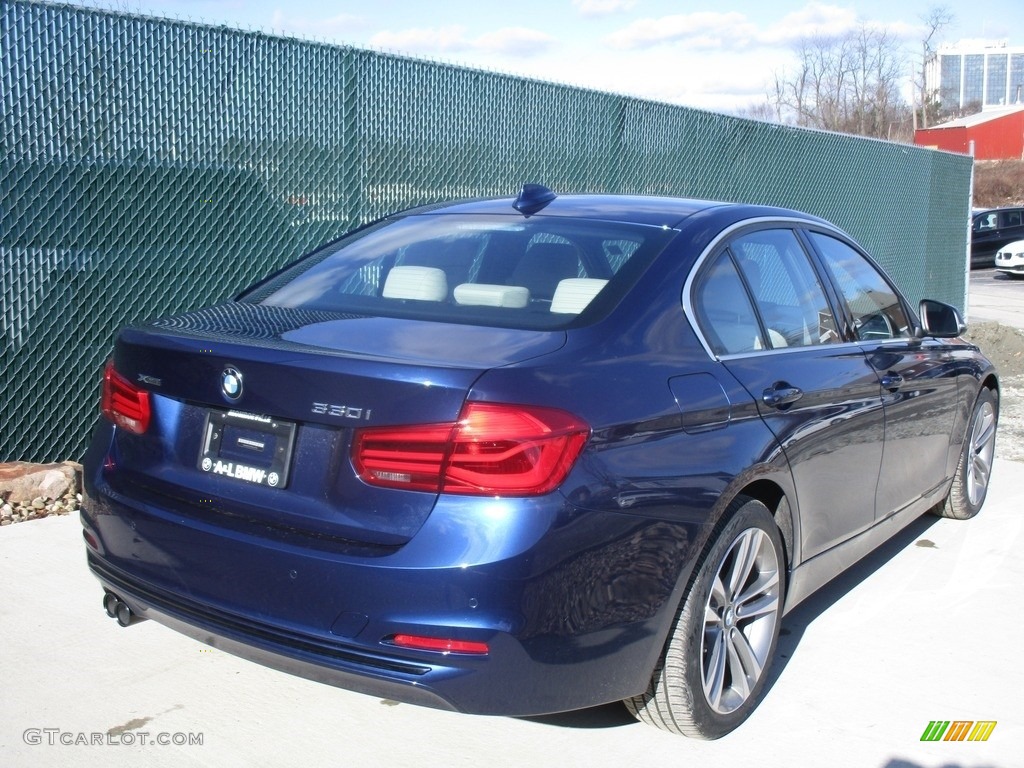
[974,206,1024,216]
[398,192,825,230]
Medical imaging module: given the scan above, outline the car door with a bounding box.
[971,211,999,266]
[972,208,1024,267]
[999,209,1024,239]
[689,227,885,561]
[806,231,961,520]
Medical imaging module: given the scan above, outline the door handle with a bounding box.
[880,373,904,392]
[761,384,803,408]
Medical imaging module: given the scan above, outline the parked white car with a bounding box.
[995,239,1024,277]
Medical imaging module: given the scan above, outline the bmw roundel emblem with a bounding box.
[221,367,243,400]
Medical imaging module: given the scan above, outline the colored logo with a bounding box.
[920,720,997,742]
[221,367,243,400]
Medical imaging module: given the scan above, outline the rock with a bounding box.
[0,462,81,504]
[0,461,83,527]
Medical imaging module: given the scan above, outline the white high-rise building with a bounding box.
[926,40,1024,112]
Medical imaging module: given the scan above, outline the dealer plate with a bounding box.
[198,409,296,489]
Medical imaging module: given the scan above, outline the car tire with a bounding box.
[624,497,785,739]
[935,387,998,520]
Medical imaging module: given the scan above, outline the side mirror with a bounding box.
[919,299,965,338]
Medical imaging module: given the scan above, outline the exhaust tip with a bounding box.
[102,592,145,627]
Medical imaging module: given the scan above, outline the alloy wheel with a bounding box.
[700,527,782,715]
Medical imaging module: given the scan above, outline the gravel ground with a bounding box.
[963,321,1024,462]
[0,493,81,526]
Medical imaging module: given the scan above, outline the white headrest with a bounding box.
[550,278,608,314]
[453,283,530,308]
[382,266,447,301]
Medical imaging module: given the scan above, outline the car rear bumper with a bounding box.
[86,553,460,710]
[81,459,699,716]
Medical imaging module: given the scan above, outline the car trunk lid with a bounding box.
[103,302,566,546]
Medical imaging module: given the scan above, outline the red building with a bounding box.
[914,106,1024,160]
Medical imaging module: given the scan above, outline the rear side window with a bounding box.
[693,253,763,355]
[245,214,675,330]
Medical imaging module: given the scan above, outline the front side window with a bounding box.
[974,213,997,232]
[808,232,912,342]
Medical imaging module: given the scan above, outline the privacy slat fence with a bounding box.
[1,0,973,461]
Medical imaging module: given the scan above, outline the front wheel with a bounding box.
[624,497,785,739]
[935,387,998,520]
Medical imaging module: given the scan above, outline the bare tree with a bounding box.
[735,101,780,123]
[851,25,906,136]
[767,24,909,139]
[916,5,955,129]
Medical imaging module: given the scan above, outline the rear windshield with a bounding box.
[243,214,676,330]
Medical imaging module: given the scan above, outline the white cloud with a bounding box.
[862,19,923,43]
[572,0,637,18]
[510,41,794,114]
[605,12,754,50]
[370,25,472,54]
[474,27,557,56]
[761,5,923,47]
[369,25,555,57]
[759,3,858,44]
[601,3,916,54]
[269,10,366,41]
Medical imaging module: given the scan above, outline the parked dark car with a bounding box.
[972,207,1024,268]
[82,186,999,739]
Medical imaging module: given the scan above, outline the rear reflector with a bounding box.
[101,360,151,435]
[353,402,588,496]
[391,634,490,655]
[82,529,99,551]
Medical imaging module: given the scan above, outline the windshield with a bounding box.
[244,214,677,330]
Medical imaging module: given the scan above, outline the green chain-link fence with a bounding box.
[1,0,973,462]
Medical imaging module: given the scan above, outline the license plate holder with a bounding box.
[198,409,296,489]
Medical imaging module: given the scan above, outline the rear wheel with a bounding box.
[624,497,785,739]
[935,387,998,520]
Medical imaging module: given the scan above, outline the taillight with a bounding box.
[100,360,151,435]
[353,402,589,496]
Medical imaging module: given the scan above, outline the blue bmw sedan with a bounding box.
[82,185,998,738]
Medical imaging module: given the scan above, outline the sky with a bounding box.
[75,0,1024,113]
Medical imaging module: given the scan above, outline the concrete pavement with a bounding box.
[1,456,1021,768]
